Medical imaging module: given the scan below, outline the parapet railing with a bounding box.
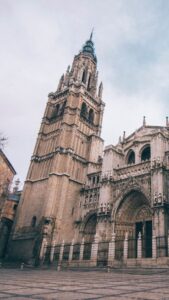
[100,161,151,182]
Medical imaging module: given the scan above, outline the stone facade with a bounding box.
[9,36,169,266]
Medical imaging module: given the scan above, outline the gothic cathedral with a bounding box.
[9,36,169,266]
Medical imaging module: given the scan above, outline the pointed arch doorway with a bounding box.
[115,190,152,259]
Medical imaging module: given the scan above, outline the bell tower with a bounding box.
[10,35,105,261]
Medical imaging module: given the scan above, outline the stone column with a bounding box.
[39,238,47,260]
[108,232,116,264]
[152,235,157,259]
[137,232,142,259]
[123,232,128,260]
[91,234,99,265]
[50,240,56,263]
[80,237,85,261]
[69,239,74,262]
[59,240,64,263]
[168,231,169,257]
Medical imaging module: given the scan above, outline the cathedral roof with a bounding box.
[81,32,97,63]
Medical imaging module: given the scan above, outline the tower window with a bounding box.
[31,216,37,227]
[87,74,91,91]
[80,102,88,119]
[88,109,94,124]
[55,104,60,115]
[127,150,135,164]
[60,101,66,116]
[141,145,151,161]
[82,69,87,84]
[13,204,17,211]
[50,104,60,120]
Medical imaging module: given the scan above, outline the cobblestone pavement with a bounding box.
[0,268,169,299]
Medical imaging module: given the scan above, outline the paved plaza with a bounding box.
[0,267,169,299]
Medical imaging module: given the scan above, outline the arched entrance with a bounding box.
[115,190,152,259]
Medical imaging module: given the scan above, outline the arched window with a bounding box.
[50,104,60,119]
[127,150,135,164]
[13,204,17,211]
[88,109,94,124]
[31,216,37,227]
[87,74,91,91]
[141,145,151,161]
[60,101,66,116]
[80,102,87,119]
[82,69,87,84]
[55,104,60,115]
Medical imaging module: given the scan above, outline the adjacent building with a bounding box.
[0,149,18,258]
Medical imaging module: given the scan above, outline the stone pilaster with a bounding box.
[152,235,157,259]
[50,240,56,263]
[168,231,169,257]
[59,240,64,263]
[123,232,128,260]
[79,237,85,261]
[39,238,47,260]
[108,232,116,264]
[91,234,99,264]
[69,239,74,262]
[137,232,142,259]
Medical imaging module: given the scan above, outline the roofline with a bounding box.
[125,125,169,141]
[0,149,16,175]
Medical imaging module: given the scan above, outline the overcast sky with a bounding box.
[1,0,169,187]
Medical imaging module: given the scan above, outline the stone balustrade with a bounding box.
[114,161,151,179]
[100,161,151,183]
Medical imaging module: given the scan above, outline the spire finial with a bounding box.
[90,28,94,41]
[143,116,146,127]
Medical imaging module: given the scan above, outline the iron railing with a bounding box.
[43,235,169,265]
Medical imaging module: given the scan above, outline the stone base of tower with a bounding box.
[7,237,37,263]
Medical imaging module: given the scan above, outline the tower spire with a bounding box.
[90,28,94,41]
[81,30,97,62]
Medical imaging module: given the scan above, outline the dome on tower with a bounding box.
[81,32,97,63]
